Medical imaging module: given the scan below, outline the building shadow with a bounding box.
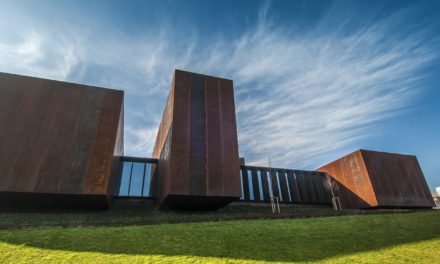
[331,178,371,209]
[0,211,439,262]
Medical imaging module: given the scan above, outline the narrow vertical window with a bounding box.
[130,162,144,196]
[285,173,292,202]
[142,163,151,197]
[257,170,264,201]
[276,172,283,201]
[248,170,254,200]
[240,170,245,200]
[118,161,132,196]
[267,173,274,198]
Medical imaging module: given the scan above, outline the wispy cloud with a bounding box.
[0,2,437,168]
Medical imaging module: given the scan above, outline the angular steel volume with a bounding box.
[317,149,435,209]
[0,72,123,209]
[152,70,242,210]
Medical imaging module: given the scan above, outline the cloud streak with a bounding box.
[0,2,437,170]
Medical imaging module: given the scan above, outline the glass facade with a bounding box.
[240,166,332,205]
[116,159,330,205]
[117,158,157,198]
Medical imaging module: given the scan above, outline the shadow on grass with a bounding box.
[0,212,439,262]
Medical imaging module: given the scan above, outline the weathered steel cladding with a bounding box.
[189,74,206,195]
[240,166,332,205]
[0,72,123,209]
[362,150,434,208]
[317,149,435,209]
[317,150,372,209]
[152,70,241,209]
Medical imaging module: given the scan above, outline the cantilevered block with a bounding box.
[152,70,241,210]
[317,149,435,209]
[0,72,123,209]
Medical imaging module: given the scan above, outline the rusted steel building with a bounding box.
[317,150,435,209]
[0,70,434,210]
[151,70,242,209]
[0,72,123,209]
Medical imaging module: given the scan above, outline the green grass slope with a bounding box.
[0,211,439,263]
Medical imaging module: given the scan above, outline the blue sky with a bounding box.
[0,0,439,191]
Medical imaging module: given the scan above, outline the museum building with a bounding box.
[0,70,435,210]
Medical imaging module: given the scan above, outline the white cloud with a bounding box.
[0,2,437,169]
[0,30,81,80]
[125,126,158,156]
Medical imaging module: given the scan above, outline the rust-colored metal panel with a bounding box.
[0,72,123,209]
[152,70,241,209]
[317,149,434,209]
[84,90,124,194]
[317,150,377,209]
[206,77,223,196]
[361,150,434,208]
[107,101,125,199]
[152,76,175,159]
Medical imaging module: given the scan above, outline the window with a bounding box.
[267,172,274,198]
[118,159,156,198]
[118,162,132,196]
[240,170,245,200]
[142,163,152,196]
[285,173,293,202]
[257,170,264,201]
[247,170,254,200]
[276,172,283,201]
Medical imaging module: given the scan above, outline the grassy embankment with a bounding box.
[0,210,439,263]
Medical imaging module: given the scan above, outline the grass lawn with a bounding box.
[0,204,337,228]
[0,211,439,263]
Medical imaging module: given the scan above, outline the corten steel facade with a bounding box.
[152,70,241,209]
[317,149,435,209]
[0,70,434,211]
[0,72,123,209]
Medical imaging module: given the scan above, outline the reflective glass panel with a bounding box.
[267,173,273,198]
[285,173,292,202]
[257,170,264,201]
[129,162,145,196]
[276,172,283,201]
[247,170,254,200]
[142,163,152,197]
[118,161,132,196]
[240,170,245,200]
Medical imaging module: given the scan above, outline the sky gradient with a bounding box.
[0,0,439,191]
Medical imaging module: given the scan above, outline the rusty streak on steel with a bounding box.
[152,70,241,210]
[0,72,123,209]
[317,149,435,209]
